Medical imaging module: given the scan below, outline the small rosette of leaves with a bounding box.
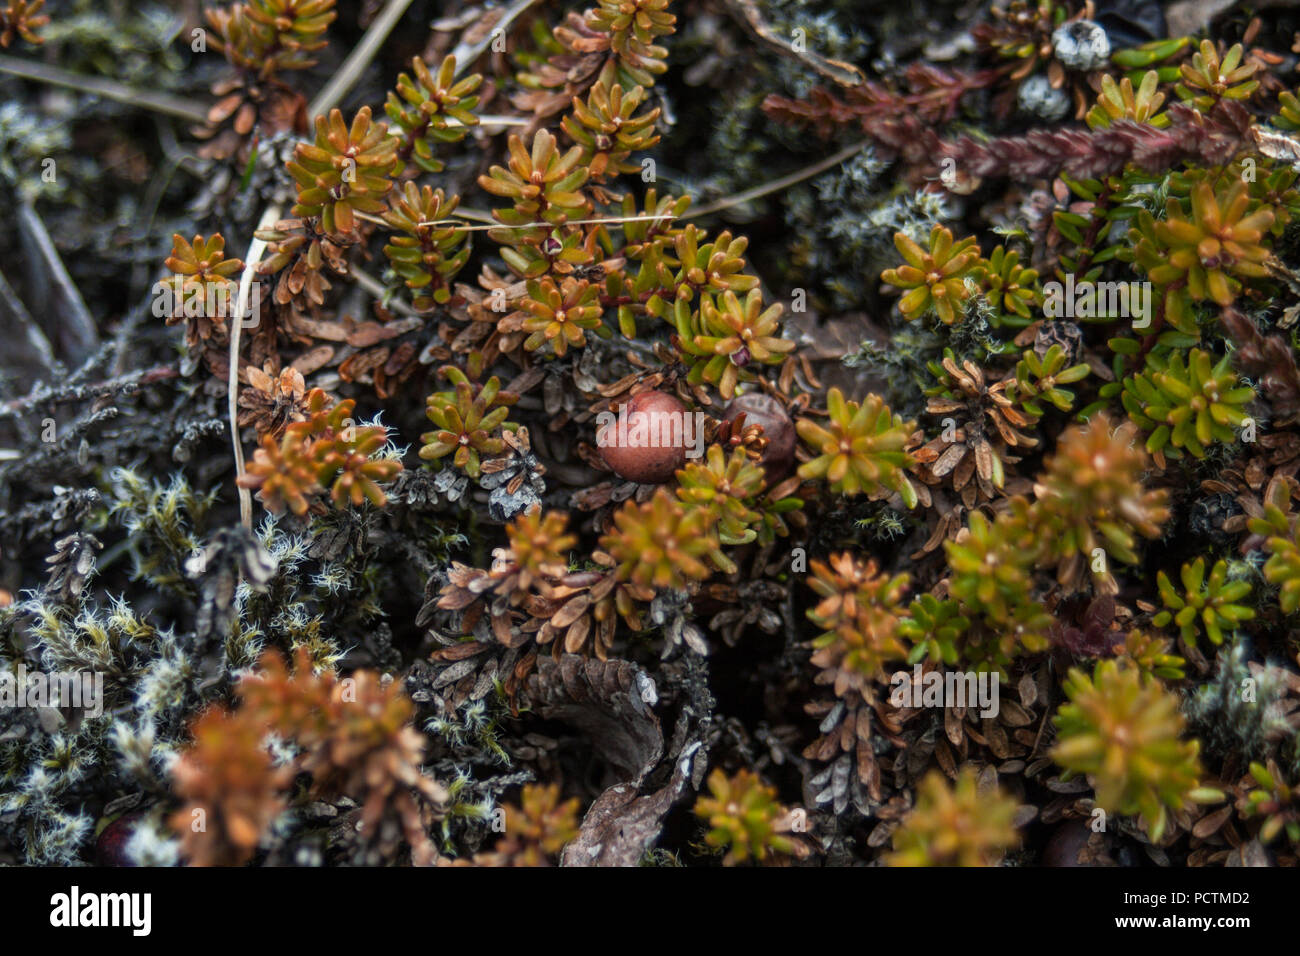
[168,705,289,866]
[944,509,1053,669]
[677,444,801,560]
[1032,416,1169,571]
[1116,629,1186,682]
[1244,161,1300,237]
[646,225,758,314]
[298,407,401,512]
[1237,760,1300,846]
[887,769,1019,867]
[1085,71,1167,129]
[382,182,470,310]
[0,0,48,48]
[694,768,793,866]
[234,649,444,865]
[1131,176,1274,333]
[162,232,244,323]
[806,553,909,687]
[899,594,970,666]
[1121,348,1254,460]
[979,244,1042,322]
[289,106,397,235]
[505,510,576,586]
[1052,659,1218,842]
[881,225,981,325]
[238,389,402,515]
[919,351,1036,491]
[492,784,581,866]
[479,129,590,252]
[1152,557,1254,647]
[521,276,606,357]
[618,188,689,259]
[420,367,519,479]
[599,488,715,590]
[206,0,336,75]
[1051,173,1131,280]
[796,389,917,505]
[240,436,322,515]
[385,55,482,175]
[1007,344,1090,417]
[672,289,792,399]
[973,0,1061,68]
[1247,480,1300,614]
[254,217,344,307]
[587,0,675,88]
[1174,40,1258,112]
[676,444,765,545]
[562,78,661,180]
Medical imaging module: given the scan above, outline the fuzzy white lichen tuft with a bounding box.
[1051,20,1110,71]
[1017,74,1071,121]
[125,815,181,866]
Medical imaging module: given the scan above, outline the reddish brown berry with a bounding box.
[723,393,796,478]
[597,390,690,484]
[1042,819,1097,867]
[95,810,144,866]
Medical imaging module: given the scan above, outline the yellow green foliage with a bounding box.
[887,769,1019,867]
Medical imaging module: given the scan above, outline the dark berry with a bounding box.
[95,810,144,866]
[723,393,796,479]
[1042,819,1096,867]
